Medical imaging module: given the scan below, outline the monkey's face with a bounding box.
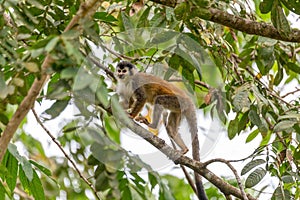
[116,66,131,80]
[116,61,137,80]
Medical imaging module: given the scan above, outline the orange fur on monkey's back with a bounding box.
[132,72,190,104]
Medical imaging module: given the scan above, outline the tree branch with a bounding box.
[0,0,103,162]
[111,97,257,200]
[203,158,248,200]
[150,0,300,43]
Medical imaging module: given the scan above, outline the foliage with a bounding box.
[0,0,299,199]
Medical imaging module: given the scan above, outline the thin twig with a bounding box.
[144,48,158,72]
[87,54,117,82]
[281,87,300,98]
[245,66,292,107]
[99,43,133,60]
[203,158,248,200]
[31,108,101,200]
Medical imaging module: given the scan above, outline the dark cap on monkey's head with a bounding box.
[116,61,136,70]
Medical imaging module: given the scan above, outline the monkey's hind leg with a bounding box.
[148,95,179,129]
[166,112,188,154]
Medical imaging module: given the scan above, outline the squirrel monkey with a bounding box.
[115,61,207,200]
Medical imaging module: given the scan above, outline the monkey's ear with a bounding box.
[130,65,138,74]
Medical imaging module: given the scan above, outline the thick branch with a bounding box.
[111,97,257,200]
[0,0,103,162]
[150,0,300,43]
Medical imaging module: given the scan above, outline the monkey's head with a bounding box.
[115,61,137,80]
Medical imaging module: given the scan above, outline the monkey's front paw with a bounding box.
[135,116,150,125]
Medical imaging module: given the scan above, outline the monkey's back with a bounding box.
[132,72,192,105]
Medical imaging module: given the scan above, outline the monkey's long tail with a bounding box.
[185,108,208,200]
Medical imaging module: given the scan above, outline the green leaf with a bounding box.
[73,70,94,91]
[168,54,181,70]
[45,36,59,52]
[19,165,45,199]
[241,159,266,175]
[30,170,45,200]
[94,12,118,23]
[256,46,275,75]
[252,85,269,106]
[0,113,9,125]
[0,182,5,200]
[248,110,261,127]
[61,67,79,79]
[149,13,165,27]
[150,31,178,44]
[181,67,195,90]
[190,6,211,20]
[281,175,294,183]
[228,116,239,140]
[272,186,291,200]
[278,113,300,120]
[94,163,106,177]
[148,173,158,190]
[122,186,132,200]
[163,174,193,199]
[96,84,109,108]
[159,179,175,200]
[29,160,52,176]
[259,0,274,14]
[271,2,291,37]
[246,129,260,143]
[174,2,187,20]
[43,100,69,120]
[87,155,100,166]
[273,65,283,86]
[104,116,120,144]
[120,12,134,30]
[90,141,123,170]
[280,0,300,15]
[233,90,250,112]
[22,159,34,181]
[273,120,296,132]
[19,165,30,194]
[260,131,272,146]
[245,167,266,188]
[137,6,151,27]
[5,152,18,192]
[95,172,109,191]
[238,112,249,133]
[286,62,300,73]
[0,73,7,99]
[7,144,33,181]
[61,30,81,39]
[191,0,210,8]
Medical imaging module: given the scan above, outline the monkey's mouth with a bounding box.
[118,74,125,79]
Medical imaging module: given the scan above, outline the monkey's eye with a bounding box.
[117,69,127,73]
